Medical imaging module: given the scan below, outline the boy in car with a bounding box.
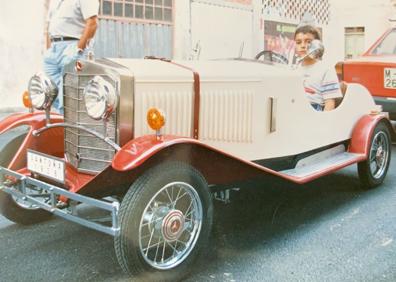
[294,25,342,111]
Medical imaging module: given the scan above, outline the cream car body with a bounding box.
[0,56,393,281]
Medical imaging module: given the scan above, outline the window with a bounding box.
[99,0,173,23]
[344,27,365,60]
[371,29,396,55]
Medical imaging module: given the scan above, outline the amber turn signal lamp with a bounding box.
[22,90,32,108]
[147,108,165,131]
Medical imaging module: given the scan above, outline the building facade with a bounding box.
[325,0,395,63]
[1,0,395,109]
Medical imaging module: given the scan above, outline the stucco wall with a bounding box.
[0,0,45,110]
[323,0,394,64]
[190,0,254,59]
[1,0,395,111]
[173,0,255,60]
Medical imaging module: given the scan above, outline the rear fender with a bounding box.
[0,112,64,170]
[349,114,394,156]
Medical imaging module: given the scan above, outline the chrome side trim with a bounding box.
[269,97,277,133]
[32,123,121,151]
[0,167,120,236]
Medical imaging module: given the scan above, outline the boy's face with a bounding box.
[294,32,315,57]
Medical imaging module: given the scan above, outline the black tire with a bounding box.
[0,130,52,225]
[114,162,213,281]
[358,122,391,189]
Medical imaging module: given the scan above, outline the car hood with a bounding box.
[346,55,396,65]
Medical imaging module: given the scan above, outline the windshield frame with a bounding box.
[366,28,396,56]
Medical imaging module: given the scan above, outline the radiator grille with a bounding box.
[63,73,117,174]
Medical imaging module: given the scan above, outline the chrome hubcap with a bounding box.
[162,210,185,242]
[139,182,203,270]
[369,131,389,179]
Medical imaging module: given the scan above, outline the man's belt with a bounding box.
[51,36,79,42]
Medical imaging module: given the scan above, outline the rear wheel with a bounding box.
[114,162,213,281]
[358,122,391,189]
[0,129,52,225]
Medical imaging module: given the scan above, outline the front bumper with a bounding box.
[0,167,120,236]
[374,97,396,120]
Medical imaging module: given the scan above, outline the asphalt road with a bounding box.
[0,114,396,281]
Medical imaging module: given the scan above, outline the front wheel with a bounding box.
[0,129,52,225]
[358,122,391,189]
[114,162,213,281]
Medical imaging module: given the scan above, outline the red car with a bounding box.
[337,27,396,119]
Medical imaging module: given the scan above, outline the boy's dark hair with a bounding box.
[294,25,321,40]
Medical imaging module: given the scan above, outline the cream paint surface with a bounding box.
[117,59,377,160]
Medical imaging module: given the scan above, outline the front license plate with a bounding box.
[27,150,65,183]
[384,68,396,89]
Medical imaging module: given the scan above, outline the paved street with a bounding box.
[0,111,396,281]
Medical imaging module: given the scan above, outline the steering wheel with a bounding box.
[255,50,289,65]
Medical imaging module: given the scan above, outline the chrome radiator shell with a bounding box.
[62,59,133,174]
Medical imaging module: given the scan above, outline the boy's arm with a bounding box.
[323,98,336,111]
[321,66,343,111]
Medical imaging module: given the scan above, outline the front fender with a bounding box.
[112,135,205,171]
[111,134,296,187]
[0,111,63,134]
[349,113,393,155]
[0,111,64,170]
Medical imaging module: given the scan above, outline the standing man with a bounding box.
[44,0,99,113]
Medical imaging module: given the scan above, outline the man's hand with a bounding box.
[78,16,98,50]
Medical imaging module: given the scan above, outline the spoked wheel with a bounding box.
[358,122,391,189]
[115,162,213,281]
[139,181,203,270]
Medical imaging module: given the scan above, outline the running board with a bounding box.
[280,151,365,181]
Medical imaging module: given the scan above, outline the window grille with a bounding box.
[262,0,330,25]
[99,0,173,24]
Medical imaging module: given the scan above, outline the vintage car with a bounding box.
[0,47,395,280]
[337,27,396,120]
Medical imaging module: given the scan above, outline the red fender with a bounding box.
[113,116,394,186]
[0,111,63,134]
[0,111,64,170]
[112,135,209,171]
[349,114,391,156]
[112,134,303,184]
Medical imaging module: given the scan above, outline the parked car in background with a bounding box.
[337,27,396,120]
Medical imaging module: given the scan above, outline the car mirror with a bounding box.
[307,39,324,59]
[296,39,325,65]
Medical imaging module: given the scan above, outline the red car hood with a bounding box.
[346,55,396,65]
[343,55,396,99]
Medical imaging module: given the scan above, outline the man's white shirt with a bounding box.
[48,0,99,39]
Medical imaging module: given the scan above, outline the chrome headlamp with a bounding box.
[83,76,117,120]
[28,73,58,110]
